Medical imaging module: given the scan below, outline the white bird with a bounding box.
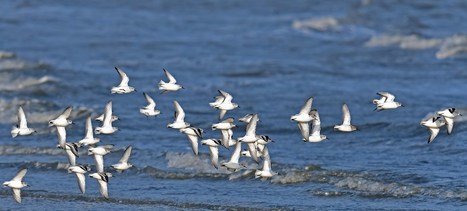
[201,139,222,169]
[78,116,100,146]
[290,97,313,123]
[256,135,273,145]
[213,90,239,119]
[239,114,259,124]
[68,165,91,194]
[255,146,277,179]
[88,145,114,173]
[49,106,73,127]
[111,67,136,94]
[89,172,112,199]
[140,92,160,117]
[3,168,29,203]
[111,145,134,172]
[437,108,462,135]
[158,68,183,93]
[56,126,67,149]
[219,128,234,149]
[307,110,327,142]
[11,106,36,138]
[334,103,358,132]
[373,92,403,111]
[95,101,118,135]
[179,127,203,155]
[238,114,260,163]
[57,142,80,166]
[221,141,246,172]
[297,122,310,141]
[421,116,446,144]
[167,101,190,129]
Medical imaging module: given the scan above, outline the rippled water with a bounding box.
[1,0,467,210]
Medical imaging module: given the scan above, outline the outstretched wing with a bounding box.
[143,92,156,108]
[119,145,133,163]
[245,114,258,136]
[342,103,352,126]
[428,127,440,144]
[18,106,28,129]
[115,67,130,87]
[58,106,73,119]
[298,122,309,140]
[75,173,86,194]
[377,92,395,102]
[208,146,219,169]
[163,68,177,84]
[218,90,233,104]
[299,97,313,115]
[12,188,21,203]
[12,168,28,182]
[103,101,113,127]
[173,101,186,122]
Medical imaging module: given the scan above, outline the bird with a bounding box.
[213,90,239,119]
[111,67,136,94]
[373,92,403,111]
[437,108,462,135]
[95,101,118,135]
[211,117,236,130]
[111,145,134,173]
[334,103,358,132]
[158,68,183,93]
[290,97,313,123]
[256,135,273,145]
[49,106,73,127]
[255,146,277,179]
[167,101,190,129]
[421,116,446,143]
[307,110,327,142]
[3,168,29,203]
[239,114,258,124]
[179,127,203,155]
[89,172,112,199]
[238,114,260,163]
[68,165,91,194]
[57,142,80,166]
[221,141,246,172]
[78,116,100,146]
[88,145,114,173]
[56,126,67,149]
[209,95,224,108]
[11,106,36,138]
[219,129,234,149]
[201,139,222,169]
[140,92,160,117]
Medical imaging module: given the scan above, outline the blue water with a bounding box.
[1,0,467,210]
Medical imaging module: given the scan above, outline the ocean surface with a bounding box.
[1,0,467,210]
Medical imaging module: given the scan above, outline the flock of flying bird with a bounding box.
[2,67,462,204]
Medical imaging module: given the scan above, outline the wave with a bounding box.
[365,34,467,59]
[0,51,15,59]
[292,17,339,31]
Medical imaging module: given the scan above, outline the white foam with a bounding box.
[292,17,339,31]
[0,51,15,59]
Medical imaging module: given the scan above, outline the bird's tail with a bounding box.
[10,127,19,138]
[158,80,165,86]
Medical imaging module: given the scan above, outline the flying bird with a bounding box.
[140,92,161,117]
[95,101,118,135]
[180,127,203,155]
[167,101,190,129]
[68,165,91,194]
[334,103,358,132]
[111,145,134,172]
[3,168,29,203]
[111,67,136,94]
[11,106,36,138]
[158,68,183,93]
[78,116,100,146]
[89,172,112,199]
[49,106,73,127]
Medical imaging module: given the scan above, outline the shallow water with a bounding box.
[1,0,467,210]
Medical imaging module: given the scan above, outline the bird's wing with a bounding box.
[163,68,177,83]
[311,123,322,136]
[75,173,86,194]
[299,97,313,115]
[342,103,352,126]
[261,149,271,172]
[218,90,233,103]
[115,67,129,87]
[247,143,259,163]
[220,129,232,148]
[229,141,242,163]
[208,146,219,169]
[444,117,454,135]
[18,106,28,129]
[428,127,440,144]
[58,106,73,119]
[187,135,198,155]
[377,92,395,102]
[12,168,28,182]
[219,109,227,120]
[65,148,77,166]
[94,155,104,173]
[222,117,235,123]
[12,188,21,203]
[97,180,109,199]
[173,101,186,122]
[57,126,67,148]
[85,116,94,139]
[103,101,113,127]
[143,92,156,108]
[298,123,310,140]
[119,145,132,163]
[245,114,258,136]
